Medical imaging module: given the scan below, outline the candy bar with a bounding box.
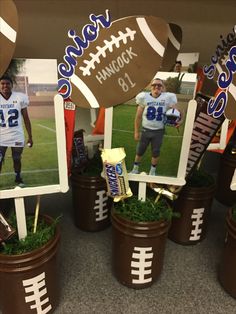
[101,148,132,202]
[185,92,225,178]
[71,129,88,172]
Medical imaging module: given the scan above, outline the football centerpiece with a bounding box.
[58,11,182,109]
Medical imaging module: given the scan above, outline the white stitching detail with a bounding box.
[79,27,136,76]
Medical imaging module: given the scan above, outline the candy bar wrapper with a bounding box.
[149,93,225,200]
[185,92,225,179]
[71,129,88,172]
[150,27,236,200]
[101,148,132,202]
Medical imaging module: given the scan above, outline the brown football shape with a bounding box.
[70,16,169,108]
[0,0,18,76]
[160,23,182,72]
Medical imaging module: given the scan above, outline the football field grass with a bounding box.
[0,118,59,190]
[112,104,185,177]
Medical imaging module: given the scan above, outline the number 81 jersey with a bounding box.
[0,91,29,147]
[136,91,177,130]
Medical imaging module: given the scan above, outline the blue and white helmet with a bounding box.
[165,108,181,126]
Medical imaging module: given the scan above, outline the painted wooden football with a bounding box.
[160,23,182,72]
[214,51,236,120]
[70,16,170,108]
[0,0,18,77]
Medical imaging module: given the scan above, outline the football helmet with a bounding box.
[165,108,181,126]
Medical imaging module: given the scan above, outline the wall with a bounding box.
[13,0,236,66]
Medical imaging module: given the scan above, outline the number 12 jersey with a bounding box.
[0,92,29,147]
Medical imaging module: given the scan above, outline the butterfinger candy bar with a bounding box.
[0,212,16,242]
[101,148,132,202]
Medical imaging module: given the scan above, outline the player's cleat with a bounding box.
[149,166,156,176]
[130,165,139,174]
[15,175,24,186]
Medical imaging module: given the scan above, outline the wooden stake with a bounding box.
[33,195,40,233]
[14,197,27,240]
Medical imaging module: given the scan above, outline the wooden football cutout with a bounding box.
[70,16,169,108]
[0,0,18,77]
[160,23,182,72]
[214,52,236,120]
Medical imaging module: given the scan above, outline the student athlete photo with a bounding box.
[0,75,33,186]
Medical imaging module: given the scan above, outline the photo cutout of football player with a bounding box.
[174,60,182,73]
[0,75,33,186]
[130,78,183,176]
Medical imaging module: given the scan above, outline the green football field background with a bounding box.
[111,103,186,177]
[0,118,59,190]
[0,102,187,190]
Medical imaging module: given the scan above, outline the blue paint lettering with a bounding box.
[83,24,97,41]
[203,27,236,118]
[90,12,111,29]
[211,55,218,64]
[58,78,71,99]
[105,164,120,196]
[59,44,82,78]
[58,9,111,98]
[218,46,236,89]
[203,29,236,80]
[203,64,216,79]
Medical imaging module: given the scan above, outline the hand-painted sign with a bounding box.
[58,11,182,109]
[58,10,112,100]
[203,27,236,120]
[0,0,18,76]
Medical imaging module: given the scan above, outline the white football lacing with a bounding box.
[79,27,136,76]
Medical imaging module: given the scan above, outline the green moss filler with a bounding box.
[186,169,215,188]
[80,151,103,177]
[114,196,179,222]
[0,215,60,255]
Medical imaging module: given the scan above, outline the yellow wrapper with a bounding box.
[148,183,180,202]
[101,148,132,202]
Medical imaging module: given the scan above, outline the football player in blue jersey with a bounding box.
[0,75,33,185]
[130,78,183,176]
